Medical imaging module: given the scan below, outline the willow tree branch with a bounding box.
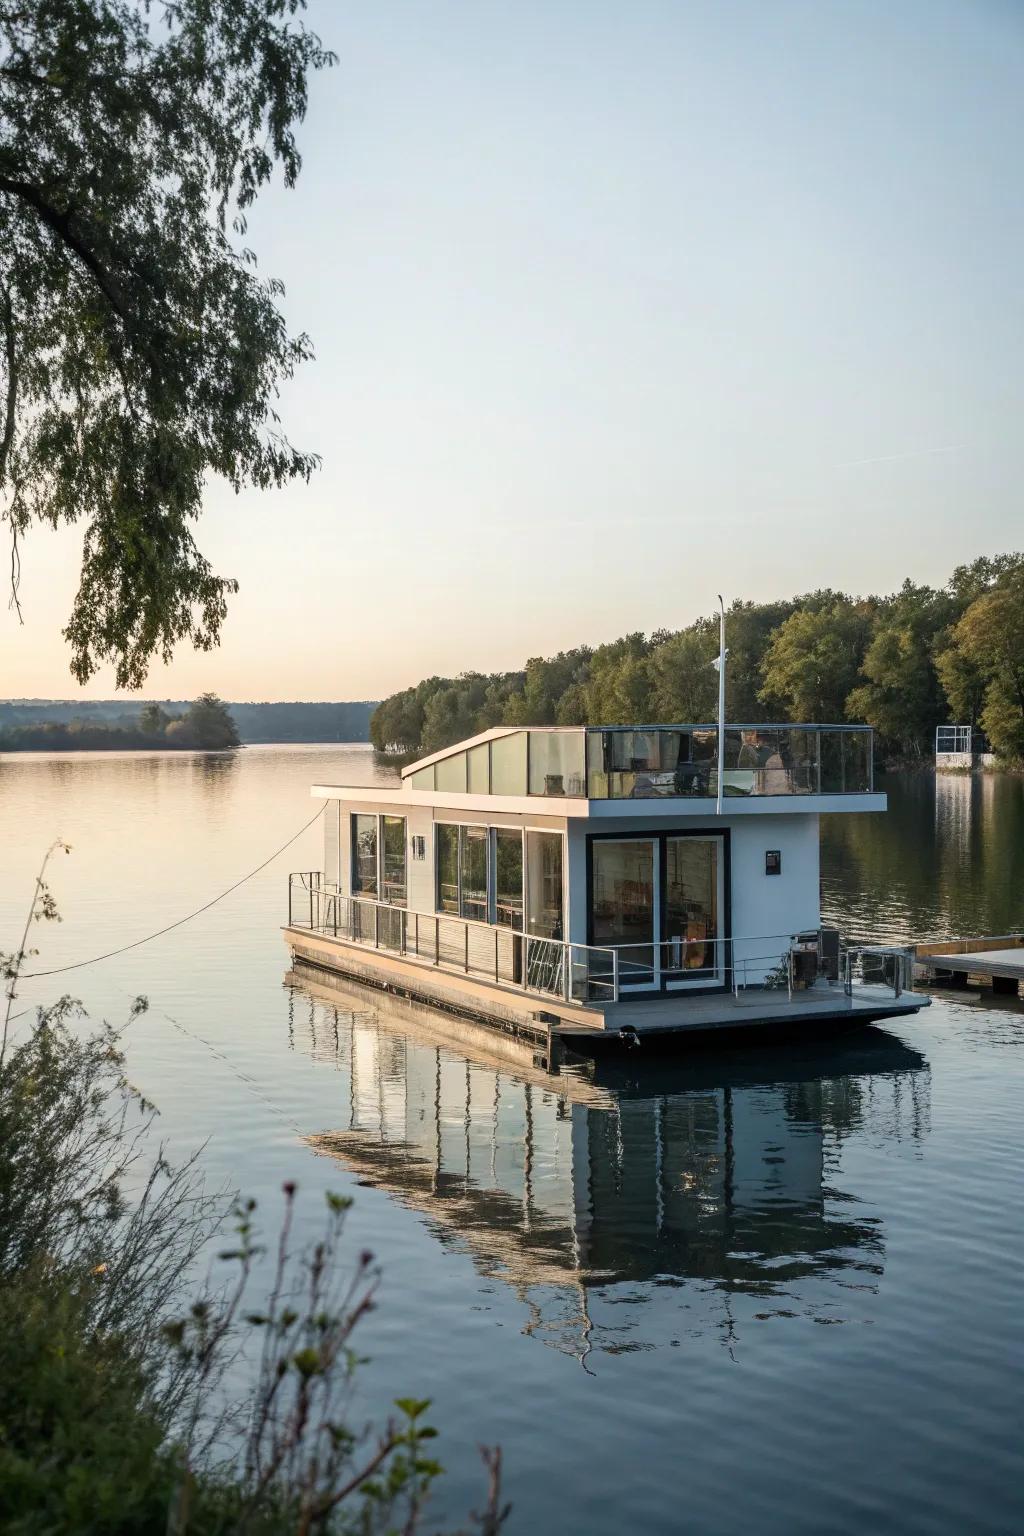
[0,174,131,321]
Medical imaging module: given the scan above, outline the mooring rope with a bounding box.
[20,805,325,979]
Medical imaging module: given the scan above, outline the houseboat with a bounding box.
[284,723,927,1061]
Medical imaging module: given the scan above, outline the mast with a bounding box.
[716,594,726,814]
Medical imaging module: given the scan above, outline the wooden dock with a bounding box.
[915,935,1024,995]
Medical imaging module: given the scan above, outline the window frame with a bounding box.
[350,812,407,907]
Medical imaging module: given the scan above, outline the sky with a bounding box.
[3,0,1024,702]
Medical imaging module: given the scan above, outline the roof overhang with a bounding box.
[311,785,888,818]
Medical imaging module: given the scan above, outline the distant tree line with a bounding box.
[0,699,376,745]
[0,694,239,752]
[371,554,1024,764]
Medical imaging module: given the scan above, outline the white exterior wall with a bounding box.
[566,811,820,976]
[728,814,820,979]
[936,752,973,771]
[320,794,821,987]
[404,803,436,913]
[323,800,340,886]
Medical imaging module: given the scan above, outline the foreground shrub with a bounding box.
[1,895,505,1535]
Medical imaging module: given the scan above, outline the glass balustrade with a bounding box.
[404,726,873,798]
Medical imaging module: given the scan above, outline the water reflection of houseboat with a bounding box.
[290,975,929,1362]
[285,725,928,1054]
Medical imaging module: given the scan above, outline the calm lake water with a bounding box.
[3,747,1024,1535]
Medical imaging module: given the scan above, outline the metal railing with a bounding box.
[289,873,618,1006]
[843,945,915,999]
[935,724,972,755]
[289,876,916,1010]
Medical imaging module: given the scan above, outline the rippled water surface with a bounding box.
[3,750,1023,1534]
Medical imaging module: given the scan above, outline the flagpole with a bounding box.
[716,595,726,815]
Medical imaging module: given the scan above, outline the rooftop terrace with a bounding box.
[401,724,873,800]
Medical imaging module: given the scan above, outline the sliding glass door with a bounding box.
[589,833,724,992]
[662,836,720,987]
[591,839,658,990]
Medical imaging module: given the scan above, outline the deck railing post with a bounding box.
[435,916,440,966]
[495,927,499,983]
[612,946,619,1003]
[464,924,469,974]
[309,881,314,930]
[288,876,292,928]
[374,904,379,949]
[563,943,571,1002]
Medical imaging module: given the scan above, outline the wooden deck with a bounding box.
[915,935,1024,995]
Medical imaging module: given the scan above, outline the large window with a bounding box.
[460,827,488,922]
[436,823,489,922]
[591,839,656,986]
[436,824,460,914]
[526,831,564,941]
[352,814,406,905]
[382,816,407,906]
[352,814,378,899]
[664,836,717,975]
[494,829,524,929]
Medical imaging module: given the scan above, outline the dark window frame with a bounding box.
[585,827,731,996]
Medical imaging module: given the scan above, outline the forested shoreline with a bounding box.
[371,555,1024,765]
[0,694,240,752]
[0,698,376,750]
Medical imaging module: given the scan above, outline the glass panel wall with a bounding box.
[663,837,718,979]
[436,823,491,923]
[490,732,527,795]
[435,751,467,794]
[352,814,378,898]
[459,827,488,922]
[436,825,459,914]
[494,829,524,930]
[585,727,871,797]
[467,743,490,794]
[381,816,407,906]
[528,732,586,797]
[409,726,872,799]
[820,728,871,792]
[525,831,564,940]
[591,840,656,986]
[587,729,692,798]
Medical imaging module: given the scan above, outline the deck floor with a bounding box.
[572,982,926,1035]
[921,948,1024,981]
[286,926,927,1039]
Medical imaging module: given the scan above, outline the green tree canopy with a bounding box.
[0,0,333,687]
[941,568,1024,758]
[166,692,239,750]
[845,581,954,758]
[759,598,874,723]
[370,555,1024,764]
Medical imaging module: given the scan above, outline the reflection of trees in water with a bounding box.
[821,769,1024,943]
[290,987,929,1364]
